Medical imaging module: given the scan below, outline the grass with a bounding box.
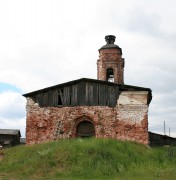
[0,138,176,179]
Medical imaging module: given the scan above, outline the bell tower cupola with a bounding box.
[97,35,125,84]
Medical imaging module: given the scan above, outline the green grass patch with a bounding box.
[0,138,176,179]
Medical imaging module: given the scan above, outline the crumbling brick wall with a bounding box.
[26,91,149,145]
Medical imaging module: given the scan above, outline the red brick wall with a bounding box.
[26,91,149,145]
[97,48,124,84]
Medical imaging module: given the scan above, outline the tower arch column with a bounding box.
[97,35,125,84]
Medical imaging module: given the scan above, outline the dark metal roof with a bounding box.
[149,131,176,140]
[23,78,152,101]
[100,44,121,50]
[0,129,21,137]
[99,35,122,55]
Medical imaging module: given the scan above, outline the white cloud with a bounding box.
[0,91,26,118]
[0,91,26,137]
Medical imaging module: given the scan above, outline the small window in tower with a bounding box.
[107,68,114,82]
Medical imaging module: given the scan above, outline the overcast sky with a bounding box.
[0,0,176,138]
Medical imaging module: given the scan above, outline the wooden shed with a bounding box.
[0,129,21,148]
[149,131,176,146]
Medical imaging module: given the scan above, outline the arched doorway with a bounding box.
[76,121,95,138]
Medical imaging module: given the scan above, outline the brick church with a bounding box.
[23,35,152,145]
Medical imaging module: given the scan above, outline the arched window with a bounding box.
[106,68,114,82]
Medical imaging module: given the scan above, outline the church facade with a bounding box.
[23,35,152,145]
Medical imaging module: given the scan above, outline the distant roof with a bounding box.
[0,129,21,137]
[149,131,176,139]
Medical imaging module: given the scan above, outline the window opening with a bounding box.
[58,94,62,105]
[58,89,63,105]
[107,68,114,82]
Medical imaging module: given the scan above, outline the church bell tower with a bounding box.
[97,35,124,84]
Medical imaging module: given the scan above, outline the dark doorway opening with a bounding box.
[76,121,95,138]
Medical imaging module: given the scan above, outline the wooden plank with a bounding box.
[106,86,111,106]
[111,86,114,106]
[112,86,119,107]
[63,87,66,105]
[71,85,78,106]
[63,86,70,106]
[98,84,107,106]
[40,93,44,106]
[110,86,115,107]
[62,87,67,106]
[93,83,99,105]
[41,93,44,106]
[69,86,72,105]
[77,83,81,105]
[36,94,40,105]
[59,89,64,105]
[82,82,86,105]
[85,82,89,105]
[45,92,49,106]
[78,82,86,106]
[43,92,48,106]
[48,90,53,106]
[53,90,58,107]
[88,83,94,106]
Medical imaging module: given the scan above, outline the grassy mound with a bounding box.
[0,138,176,179]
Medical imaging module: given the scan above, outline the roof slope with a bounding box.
[0,129,21,136]
[23,78,152,97]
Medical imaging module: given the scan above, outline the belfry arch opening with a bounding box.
[76,121,95,138]
[106,68,114,82]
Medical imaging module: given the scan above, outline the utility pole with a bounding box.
[164,121,166,135]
